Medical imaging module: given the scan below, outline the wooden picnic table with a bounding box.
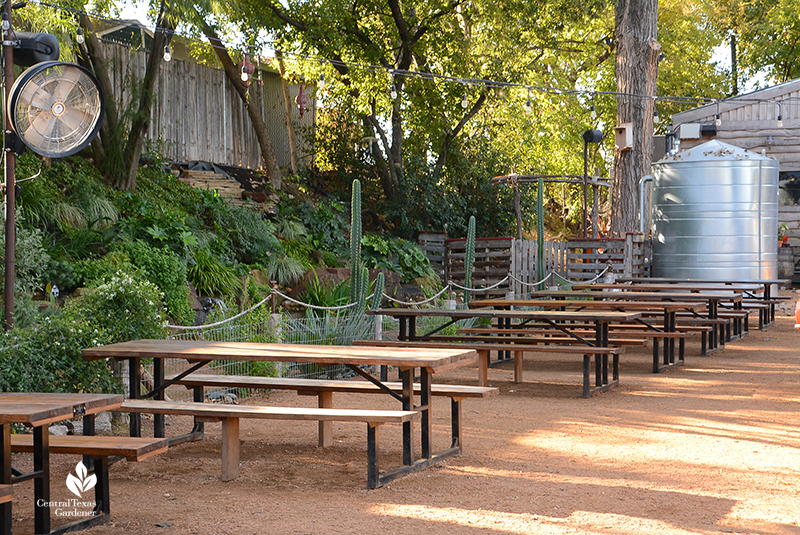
[368,308,642,395]
[0,392,123,535]
[469,298,707,372]
[82,340,478,486]
[614,277,788,324]
[529,290,743,350]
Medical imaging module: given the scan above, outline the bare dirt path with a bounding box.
[10,293,800,534]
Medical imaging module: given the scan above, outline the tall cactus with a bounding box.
[464,215,476,305]
[371,271,385,310]
[536,177,546,290]
[350,179,363,306]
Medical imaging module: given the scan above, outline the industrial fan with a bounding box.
[6,60,105,158]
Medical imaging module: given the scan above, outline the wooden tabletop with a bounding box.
[0,392,123,426]
[368,308,642,322]
[615,277,788,285]
[527,290,742,302]
[571,282,763,293]
[470,299,706,312]
[82,340,479,373]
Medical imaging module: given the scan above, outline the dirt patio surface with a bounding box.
[10,291,800,534]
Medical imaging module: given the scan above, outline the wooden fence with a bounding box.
[100,42,315,170]
[446,237,513,299]
[419,233,648,295]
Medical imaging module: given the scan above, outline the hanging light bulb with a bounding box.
[319,72,325,89]
[76,27,85,45]
[390,84,397,100]
[653,108,660,124]
[524,97,532,115]
[715,113,721,126]
[590,104,596,120]
[163,45,172,62]
[1,13,9,32]
[461,87,469,109]
[777,114,783,128]
[241,64,249,82]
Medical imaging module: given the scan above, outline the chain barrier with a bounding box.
[167,266,613,330]
[381,284,451,306]
[167,294,273,330]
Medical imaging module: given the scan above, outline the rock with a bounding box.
[49,424,69,435]
[395,285,427,304]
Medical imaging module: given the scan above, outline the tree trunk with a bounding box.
[611,0,660,237]
[276,54,299,175]
[200,20,283,190]
[78,14,120,173]
[117,3,172,190]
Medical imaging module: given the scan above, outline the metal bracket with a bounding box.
[73,403,86,418]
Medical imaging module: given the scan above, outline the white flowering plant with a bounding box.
[0,315,118,393]
[64,270,169,344]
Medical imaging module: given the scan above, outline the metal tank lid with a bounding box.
[655,139,774,164]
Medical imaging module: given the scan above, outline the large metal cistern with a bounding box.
[650,140,779,279]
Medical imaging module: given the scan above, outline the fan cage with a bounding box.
[7,61,105,158]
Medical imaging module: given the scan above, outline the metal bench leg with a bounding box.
[450,398,462,451]
[367,424,380,489]
[318,392,333,448]
[583,355,591,398]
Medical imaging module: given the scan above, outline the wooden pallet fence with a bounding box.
[446,237,513,299]
[418,232,448,281]
[510,240,568,293]
[566,233,646,281]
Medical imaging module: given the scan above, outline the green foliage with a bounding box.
[281,201,350,254]
[115,239,194,325]
[3,227,51,295]
[298,272,352,318]
[63,270,168,344]
[216,205,281,264]
[187,248,241,298]
[263,254,308,286]
[0,314,118,394]
[361,235,437,282]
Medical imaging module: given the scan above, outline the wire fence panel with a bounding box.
[158,313,375,401]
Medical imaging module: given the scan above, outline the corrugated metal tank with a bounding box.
[651,140,779,279]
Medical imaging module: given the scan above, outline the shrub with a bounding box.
[187,248,241,298]
[64,270,169,343]
[0,314,118,393]
[215,205,281,264]
[115,239,194,325]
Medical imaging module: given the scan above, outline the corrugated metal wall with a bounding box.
[102,42,315,170]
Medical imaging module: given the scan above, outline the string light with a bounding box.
[590,104,596,120]
[76,27,85,44]
[241,54,250,82]
[28,0,800,115]
[776,101,783,127]
[653,108,660,124]
[461,85,469,109]
[390,83,397,100]
[1,13,9,31]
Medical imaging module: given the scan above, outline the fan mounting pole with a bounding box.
[2,0,16,331]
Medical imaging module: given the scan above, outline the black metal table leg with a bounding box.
[400,368,414,466]
[420,368,431,459]
[33,426,50,535]
[129,357,141,438]
[153,358,165,438]
[1,425,11,535]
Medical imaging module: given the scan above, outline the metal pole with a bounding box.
[582,140,588,238]
[2,3,16,331]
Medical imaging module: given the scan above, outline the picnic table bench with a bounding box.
[353,339,624,397]
[121,399,417,487]
[0,486,9,505]
[167,373,497,448]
